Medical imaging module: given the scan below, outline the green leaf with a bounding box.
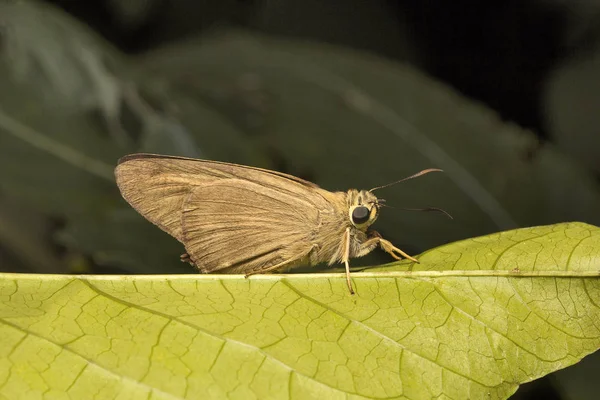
[1,222,598,399]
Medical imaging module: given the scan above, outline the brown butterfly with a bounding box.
[115,154,443,294]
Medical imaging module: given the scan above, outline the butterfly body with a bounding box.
[115,154,433,294]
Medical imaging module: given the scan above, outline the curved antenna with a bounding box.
[369,168,443,192]
[400,206,453,219]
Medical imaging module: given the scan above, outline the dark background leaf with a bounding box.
[136,30,600,257]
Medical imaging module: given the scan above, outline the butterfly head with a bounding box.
[347,189,382,231]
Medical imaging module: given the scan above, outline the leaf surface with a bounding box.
[0,222,598,399]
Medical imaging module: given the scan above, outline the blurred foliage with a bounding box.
[0,0,599,399]
[136,30,600,248]
[0,0,265,274]
[544,43,600,175]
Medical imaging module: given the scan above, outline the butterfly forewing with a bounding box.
[114,154,321,242]
[182,179,323,273]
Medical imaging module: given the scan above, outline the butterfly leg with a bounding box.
[378,237,419,263]
[341,227,355,295]
[340,230,417,295]
[244,244,318,277]
[180,253,195,266]
[352,231,418,263]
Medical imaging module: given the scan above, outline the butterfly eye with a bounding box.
[352,206,370,225]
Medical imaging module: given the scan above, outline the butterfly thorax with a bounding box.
[309,188,381,266]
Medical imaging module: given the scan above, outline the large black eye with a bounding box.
[352,206,370,225]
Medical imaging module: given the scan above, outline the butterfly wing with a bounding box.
[182,179,322,273]
[114,153,322,242]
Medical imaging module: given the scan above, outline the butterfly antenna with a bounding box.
[401,206,453,219]
[369,168,443,192]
